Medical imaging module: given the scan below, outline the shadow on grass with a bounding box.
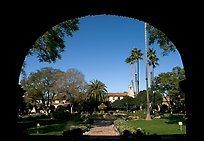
[18,118,67,129]
[28,122,67,134]
[164,114,186,125]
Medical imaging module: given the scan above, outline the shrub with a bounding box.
[52,105,72,120]
[63,128,84,138]
[129,110,146,119]
[114,119,135,134]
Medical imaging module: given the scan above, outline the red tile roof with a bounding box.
[108,92,128,97]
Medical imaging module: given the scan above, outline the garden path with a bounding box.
[83,120,120,136]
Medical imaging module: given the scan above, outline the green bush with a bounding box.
[114,119,135,134]
[98,103,107,110]
[53,111,71,120]
[133,110,146,119]
[52,105,71,120]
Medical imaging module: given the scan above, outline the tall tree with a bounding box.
[86,80,108,111]
[144,22,175,119]
[147,48,159,107]
[125,56,134,93]
[144,22,151,120]
[130,48,143,95]
[146,23,178,114]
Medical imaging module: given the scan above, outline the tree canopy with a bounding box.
[21,19,79,75]
[20,67,87,113]
[28,19,79,63]
[86,80,108,108]
[146,24,175,56]
[153,66,186,112]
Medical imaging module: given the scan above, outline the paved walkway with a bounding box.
[83,120,120,136]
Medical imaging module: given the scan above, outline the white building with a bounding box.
[107,92,129,103]
[107,84,136,103]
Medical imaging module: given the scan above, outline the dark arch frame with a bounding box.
[3,1,197,141]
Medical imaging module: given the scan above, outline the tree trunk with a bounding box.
[150,64,153,107]
[134,62,137,95]
[144,22,151,120]
[130,63,135,95]
[137,59,140,94]
[130,63,132,83]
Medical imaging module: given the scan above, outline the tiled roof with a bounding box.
[108,92,128,97]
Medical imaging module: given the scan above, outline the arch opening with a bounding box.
[17,14,188,140]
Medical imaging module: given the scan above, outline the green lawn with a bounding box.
[19,113,186,136]
[19,113,91,136]
[28,122,67,135]
[115,118,186,135]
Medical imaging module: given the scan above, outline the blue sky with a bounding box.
[22,15,183,92]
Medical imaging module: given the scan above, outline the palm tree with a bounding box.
[147,48,159,107]
[130,48,143,95]
[87,80,108,111]
[125,56,134,93]
[144,22,151,120]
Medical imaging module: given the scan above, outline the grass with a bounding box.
[28,122,67,135]
[115,118,186,135]
[19,113,186,136]
[19,113,91,136]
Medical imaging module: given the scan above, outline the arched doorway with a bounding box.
[5,1,196,140]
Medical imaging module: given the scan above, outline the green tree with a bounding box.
[146,24,175,56]
[86,80,108,111]
[134,89,162,110]
[20,67,62,113]
[147,48,159,107]
[21,19,79,74]
[153,66,186,113]
[136,90,148,109]
[171,66,186,113]
[145,23,178,116]
[111,96,134,111]
[28,19,79,63]
[130,48,143,95]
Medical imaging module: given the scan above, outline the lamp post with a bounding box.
[36,123,40,134]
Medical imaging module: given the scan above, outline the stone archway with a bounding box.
[4,1,197,140]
